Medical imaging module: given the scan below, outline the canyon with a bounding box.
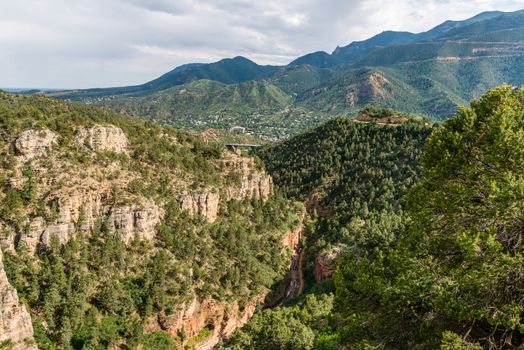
[0,121,292,349]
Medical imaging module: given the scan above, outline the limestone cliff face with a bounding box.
[1,126,161,254]
[220,156,273,201]
[2,126,279,349]
[14,128,58,162]
[76,126,129,153]
[0,248,37,350]
[180,192,220,223]
[4,128,272,251]
[315,247,343,282]
[12,192,162,254]
[179,155,273,222]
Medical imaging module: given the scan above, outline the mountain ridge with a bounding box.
[50,9,524,139]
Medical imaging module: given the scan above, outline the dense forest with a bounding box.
[3,85,524,349]
[258,115,431,265]
[229,85,524,349]
[226,113,431,348]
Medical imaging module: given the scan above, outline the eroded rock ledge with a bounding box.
[76,125,130,153]
[2,188,163,255]
[14,128,58,162]
[179,155,273,223]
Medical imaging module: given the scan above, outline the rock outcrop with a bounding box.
[159,296,263,350]
[179,155,273,223]
[221,156,273,201]
[6,189,163,254]
[76,126,129,153]
[282,223,303,252]
[0,248,37,350]
[14,128,57,162]
[180,192,220,223]
[315,247,343,282]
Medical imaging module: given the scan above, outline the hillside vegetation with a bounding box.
[226,115,431,349]
[229,85,524,349]
[0,92,302,349]
[50,10,524,139]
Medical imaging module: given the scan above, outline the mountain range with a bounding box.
[51,9,524,139]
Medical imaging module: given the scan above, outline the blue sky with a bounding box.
[1,0,523,88]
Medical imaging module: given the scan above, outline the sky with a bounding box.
[1,0,524,89]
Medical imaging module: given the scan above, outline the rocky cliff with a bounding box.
[0,92,300,350]
[2,125,270,253]
[75,126,130,153]
[153,224,303,349]
[1,122,284,349]
[1,125,163,254]
[157,296,263,350]
[179,155,273,222]
[315,247,342,282]
[0,248,37,350]
[12,194,163,254]
[14,128,58,162]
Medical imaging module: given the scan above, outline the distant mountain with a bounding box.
[417,10,506,39]
[331,31,419,64]
[56,56,278,99]
[106,79,292,120]
[51,9,524,139]
[329,10,517,66]
[289,51,343,68]
[143,56,278,89]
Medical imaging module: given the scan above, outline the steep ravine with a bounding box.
[273,223,306,307]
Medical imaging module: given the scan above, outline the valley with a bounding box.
[0,92,303,349]
[3,5,524,350]
[46,10,524,139]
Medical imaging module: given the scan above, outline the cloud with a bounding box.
[0,0,523,88]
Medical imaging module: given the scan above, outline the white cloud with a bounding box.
[0,0,523,88]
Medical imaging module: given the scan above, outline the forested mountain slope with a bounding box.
[229,85,524,349]
[0,92,303,349]
[226,115,431,349]
[47,10,524,139]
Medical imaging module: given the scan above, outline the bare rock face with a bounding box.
[105,202,162,243]
[221,156,273,201]
[180,192,220,223]
[282,223,303,252]
[315,247,343,282]
[10,189,163,253]
[0,248,37,350]
[159,296,264,350]
[76,126,129,153]
[14,129,58,162]
[179,155,273,223]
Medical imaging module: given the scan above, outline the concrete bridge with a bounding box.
[225,143,260,153]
